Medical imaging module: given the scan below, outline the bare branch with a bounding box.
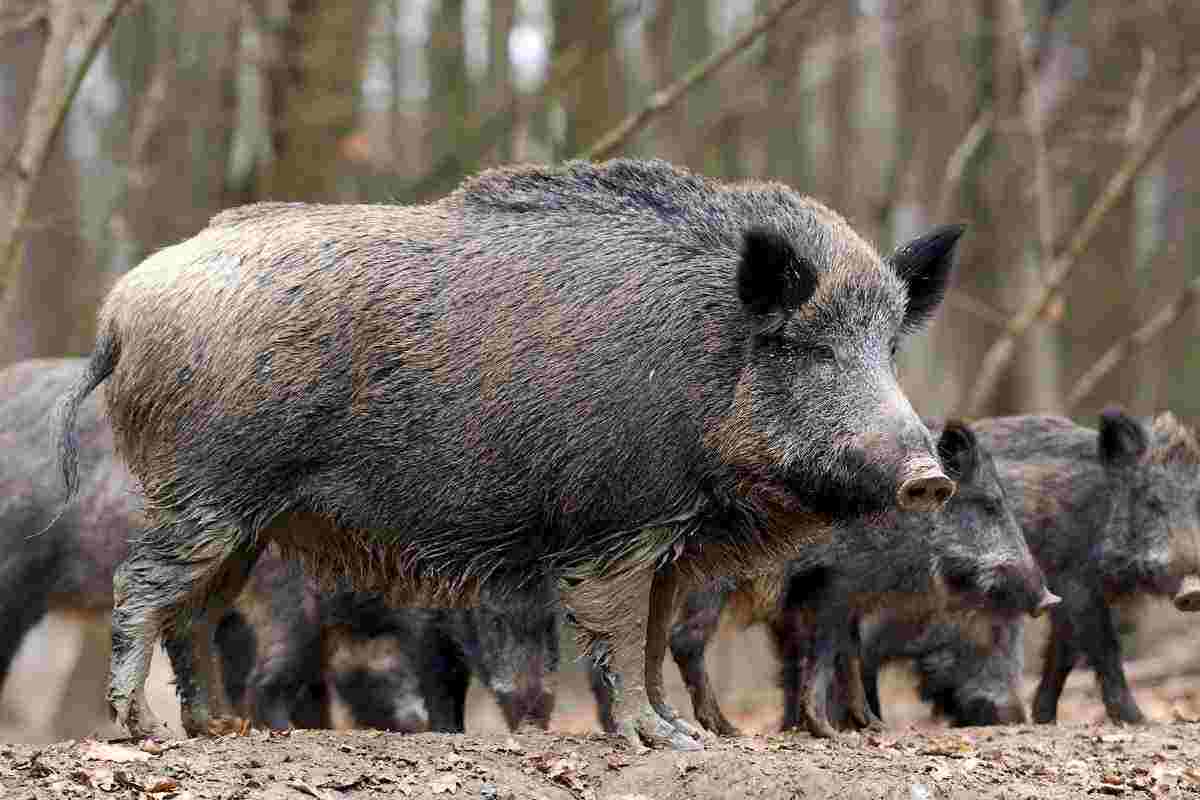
[1124,47,1156,144]
[962,67,1200,416]
[945,289,1009,329]
[936,109,993,222]
[0,0,46,38]
[577,0,833,161]
[1010,0,1055,281]
[1066,275,1200,410]
[0,0,136,298]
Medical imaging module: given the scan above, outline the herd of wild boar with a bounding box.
[0,159,1195,751]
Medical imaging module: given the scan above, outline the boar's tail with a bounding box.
[47,325,120,529]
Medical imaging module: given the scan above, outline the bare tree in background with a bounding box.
[0,0,133,364]
[252,0,372,202]
[552,0,626,158]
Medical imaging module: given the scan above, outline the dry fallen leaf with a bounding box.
[606,752,632,771]
[919,737,973,758]
[429,772,462,794]
[80,741,152,764]
[138,740,178,756]
[144,777,180,793]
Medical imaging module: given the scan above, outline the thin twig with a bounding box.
[962,66,1200,416]
[1066,275,1200,410]
[936,109,993,222]
[1125,47,1156,144]
[0,0,46,38]
[577,0,831,161]
[946,289,1009,328]
[0,0,135,297]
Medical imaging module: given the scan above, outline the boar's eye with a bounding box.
[889,337,900,361]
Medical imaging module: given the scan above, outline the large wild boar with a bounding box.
[58,159,962,750]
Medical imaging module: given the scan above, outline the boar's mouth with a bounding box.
[744,451,912,518]
[942,560,1046,618]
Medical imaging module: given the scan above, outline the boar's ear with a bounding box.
[1099,406,1148,467]
[889,224,965,332]
[737,227,818,316]
[937,420,979,484]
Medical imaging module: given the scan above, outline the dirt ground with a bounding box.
[3,606,1200,799]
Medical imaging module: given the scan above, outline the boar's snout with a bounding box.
[1031,588,1061,618]
[896,458,955,512]
[1173,574,1200,612]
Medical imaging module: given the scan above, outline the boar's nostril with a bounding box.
[1173,574,1200,612]
[897,472,956,513]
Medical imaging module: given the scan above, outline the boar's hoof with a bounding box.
[1031,589,1062,618]
[652,701,710,741]
[616,704,704,752]
[896,471,955,513]
[1174,574,1200,612]
[110,696,172,740]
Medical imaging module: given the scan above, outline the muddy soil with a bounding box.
[4,606,1200,798]
[6,719,1200,799]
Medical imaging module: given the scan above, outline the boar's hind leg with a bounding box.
[109,521,264,738]
[565,566,702,751]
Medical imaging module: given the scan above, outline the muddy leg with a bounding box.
[644,565,706,740]
[670,581,739,736]
[564,567,701,751]
[166,539,265,736]
[110,522,261,738]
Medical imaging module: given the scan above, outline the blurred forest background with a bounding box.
[3,0,1200,424]
[3,0,1200,741]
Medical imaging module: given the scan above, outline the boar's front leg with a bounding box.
[842,623,885,732]
[565,566,702,751]
[644,564,707,741]
[1073,591,1144,724]
[670,579,740,736]
[797,606,855,739]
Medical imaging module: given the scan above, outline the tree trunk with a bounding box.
[552,0,625,159]
[256,0,372,202]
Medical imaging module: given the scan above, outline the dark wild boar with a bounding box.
[630,421,1054,737]
[58,159,962,749]
[221,574,560,733]
[856,610,1028,727]
[971,410,1200,724]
